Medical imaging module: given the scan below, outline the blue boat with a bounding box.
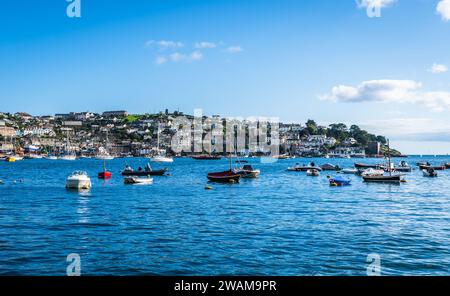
[329,176,351,186]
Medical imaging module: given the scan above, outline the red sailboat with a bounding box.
[98,159,112,179]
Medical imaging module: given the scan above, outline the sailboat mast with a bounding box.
[387,139,392,176]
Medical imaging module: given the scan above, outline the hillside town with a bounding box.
[0,110,397,159]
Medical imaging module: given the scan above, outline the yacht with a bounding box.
[150,126,173,163]
[66,171,92,189]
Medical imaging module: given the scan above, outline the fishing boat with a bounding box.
[193,154,222,160]
[98,159,112,179]
[287,162,322,172]
[124,176,153,185]
[354,163,383,169]
[207,152,240,183]
[320,163,341,171]
[234,165,260,178]
[423,168,438,177]
[66,171,91,190]
[342,168,358,174]
[121,164,168,176]
[329,176,351,186]
[362,140,403,184]
[418,164,446,171]
[394,160,412,172]
[306,169,320,176]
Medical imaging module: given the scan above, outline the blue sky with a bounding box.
[1,0,450,154]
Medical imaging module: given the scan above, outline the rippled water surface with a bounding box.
[1,156,450,275]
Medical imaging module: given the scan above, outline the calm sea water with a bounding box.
[1,156,450,275]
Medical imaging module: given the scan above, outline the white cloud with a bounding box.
[154,56,167,65]
[145,40,184,51]
[437,0,450,22]
[320,79,450,112]
[195,42,217,49]
[169,51,203,63]
[356,0,396,9]
[225,46,243,54]
[429,63,448,73]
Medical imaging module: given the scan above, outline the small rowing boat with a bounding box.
[419,164,446,171]
[124,176,153,185]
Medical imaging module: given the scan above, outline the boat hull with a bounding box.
[121,169,167,176]
[98,171,112,179]
[419,165,446,171]
[363,175,402,183]
[207,171,241,183]
[124,177,153,185]
[193,155,222,160]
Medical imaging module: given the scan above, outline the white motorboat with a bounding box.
[150,155,174,163]
[66,171,92,190]
[124,176,153,185]
[95,154,115,160]
[44,156,58,160]
[342,168,358,174]
[306,169,320,176]
[234,165,260,178]
[59,155,77,161]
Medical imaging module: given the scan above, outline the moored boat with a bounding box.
[98,159,112,179]
[342,168,358,174]
[207,170,241,183]
[287,162,322,172]
[124,176,153,185]
[59,154,77,161]
[354,163,383,169]
[320,163,341,171]
[362,140,404,184]
[192,154,222,160]
[363,174,403,183]
[66,171,91,190]
[150,155,174,163]
[360,168,384,177]
[121,164,167,176]
[329,176,351,186]
[445,162,450,169]
[394,160,412,172]
[419,164,446,171]
[306,169,320,176]
[234,165,260,178]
